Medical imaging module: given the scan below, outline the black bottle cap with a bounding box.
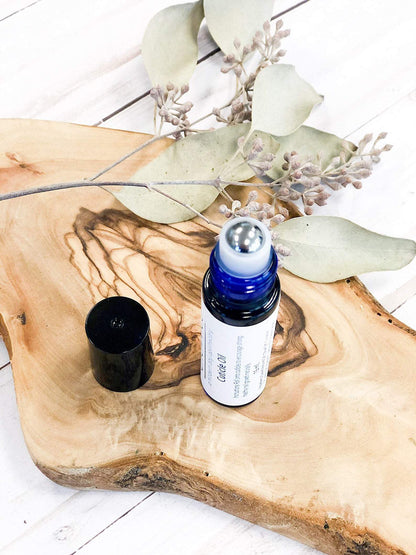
[85,296,154,392]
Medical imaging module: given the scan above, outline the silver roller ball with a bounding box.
[225,221,264,253]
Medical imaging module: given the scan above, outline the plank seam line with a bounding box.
[344,86,416,140]
[391,291,416,315]
[196,0,311,65]
[0,362,10,371]
[70,491,155,554]
[383,272,416,314]
[0,0,42,23]
[2,489,95,551]
[94,0,311,126]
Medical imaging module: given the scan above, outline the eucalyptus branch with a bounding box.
[2,9,390,262]
[93,5,405,280]
[0,175,290,232]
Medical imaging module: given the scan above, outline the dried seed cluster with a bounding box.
[217,132,392,260]
[215,20,290,125]
[273,133,393,214]
[149,83,193,136]
[243,136,275,176]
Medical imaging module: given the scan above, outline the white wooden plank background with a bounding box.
[0,0,415,553]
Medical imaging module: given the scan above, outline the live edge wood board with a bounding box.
[0,119,415,555]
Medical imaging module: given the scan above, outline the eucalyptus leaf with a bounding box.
[251,65,323,137]
[277,216,416,283]
[203,0,274,54]
[117,124,254,223]
[267,125,355,180]
[142,1,204,87]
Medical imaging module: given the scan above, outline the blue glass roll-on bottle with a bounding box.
[200,217,281,406]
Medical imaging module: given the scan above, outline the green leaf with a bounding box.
[277,216,416,283]
[267,125,355,180]
[117,124,253,223]
[142,1,204,87]
[203,0,274,54]
[251,65,323,137]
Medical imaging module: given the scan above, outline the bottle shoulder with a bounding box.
[202,270,280,327]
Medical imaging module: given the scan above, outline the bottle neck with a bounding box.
[208,244,278,306]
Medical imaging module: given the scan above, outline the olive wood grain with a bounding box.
[0,119,415,555]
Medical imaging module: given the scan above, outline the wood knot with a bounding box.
[17,312,26,325]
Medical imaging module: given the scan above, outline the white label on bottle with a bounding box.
[200,299,279,406]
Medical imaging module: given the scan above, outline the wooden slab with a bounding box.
[0,119,415,555]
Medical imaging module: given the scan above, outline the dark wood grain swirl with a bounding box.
[65,207,317,388]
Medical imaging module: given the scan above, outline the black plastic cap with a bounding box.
[85,296,154,392]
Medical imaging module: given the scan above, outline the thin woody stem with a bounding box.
[0,181,133,201]
[147,185,222,228]
[0,179,262,228]
[153,103,158,135]
[187,97,236,128]
[0,180,226,199]
[217,178,264,188]
[88,132,174,182]
[0,178,269,222]
[218,179,275,198]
